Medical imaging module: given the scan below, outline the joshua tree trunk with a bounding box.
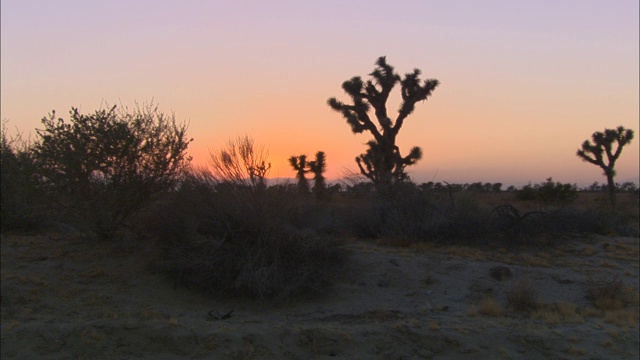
[605,171,616,207]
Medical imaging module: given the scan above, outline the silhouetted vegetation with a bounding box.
[516,178,579,209]
[2,91,637,305]
[209,134,271,192]
[577,126,634,206]
[288,154,310,194]
[0,126,45,231]
[309,151,327,199]
[32,103,192,239]
[289,151,328,199]
[328,56,439,194]
[143,165,347,301]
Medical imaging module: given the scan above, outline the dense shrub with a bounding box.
[33,103,192,239]
[143,168,348,300]
[0,127,45,231]
[516,178,578,208]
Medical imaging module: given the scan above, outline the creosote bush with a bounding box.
[33,102,192,239]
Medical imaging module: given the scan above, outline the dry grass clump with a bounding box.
[586,275,637,310]
[469,297,505,317]
[506,276,538,311]
[427,320,440,331]
[531,302,585,324]
[604,308,639,327]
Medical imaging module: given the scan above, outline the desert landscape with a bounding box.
[2,4,638,358]
[1,224,638,359]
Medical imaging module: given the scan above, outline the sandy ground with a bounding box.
[1,231,638,359]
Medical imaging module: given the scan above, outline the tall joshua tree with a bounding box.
[327,56,439,193]
[308,151,327,198]
[289,155,310,194]
[577,126,634,206]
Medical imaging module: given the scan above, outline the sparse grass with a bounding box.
[531,302,585,324]
[423,274,437,286]
[531,306,561,324]
[475,297,505,317]
[427,320,440,331]
[601,338,614,348]
[586,275,637,310]
[565,347,587,356]
[443,246,487,261]
[581,245,597,256]
[604,308,639,327]
[555,302,585,324]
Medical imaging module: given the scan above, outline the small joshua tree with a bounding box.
[577,126,634,206]
[328,56,439,194]
[309,151,327,198]
[289,155,310,194]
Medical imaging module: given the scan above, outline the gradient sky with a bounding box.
[2,0,638,186]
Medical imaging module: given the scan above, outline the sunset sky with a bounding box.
[2,0,638,186]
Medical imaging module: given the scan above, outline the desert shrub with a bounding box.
[536,178,579,206]
[586,275,636,310]
[474,297,504,317]
[0,127,47,231]
[516,184,537,201]
[516,178,578,208]
[507,276,538,311]
[145,168,348,300]
[33,102,192,239]
[341,183,434,239]
[339,183,493,244]
[487,195,638,244]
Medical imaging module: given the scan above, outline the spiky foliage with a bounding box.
[289,154,310,194]
[309,151,327,198]
[577,126,634,206]
[209,135,271,192]
[327,56,438,192]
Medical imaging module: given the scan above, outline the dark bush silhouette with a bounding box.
[209,134,271,192]
[33,102,192,239]
[516,178,578,209]
[577,126,634,206]
[146,167,347,300]
[1,126,45,231]
[328,56,439,194]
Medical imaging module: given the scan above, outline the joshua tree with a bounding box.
[577,126,634,206]
[327,56,439,194]
[308,151,327,198]
[288,155,310,194]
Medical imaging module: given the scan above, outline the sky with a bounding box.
[2,0,638,187]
